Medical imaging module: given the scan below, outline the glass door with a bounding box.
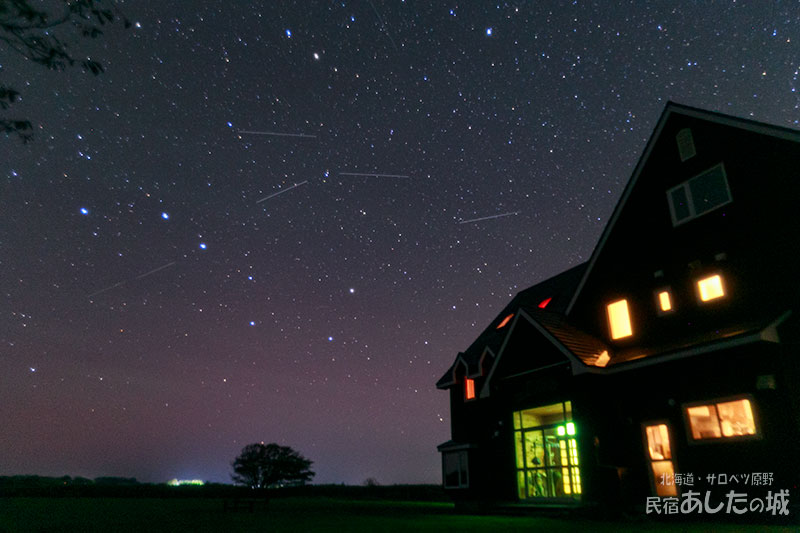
[513,402,581,501]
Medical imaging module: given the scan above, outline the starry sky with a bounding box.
[2,1,799,485]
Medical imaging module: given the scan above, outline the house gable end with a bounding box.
[565,102,800,357]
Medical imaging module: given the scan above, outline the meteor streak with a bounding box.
[458,212,520,224]
[255,181,309,203]
[87,262,177,298]
[238,130,316,138]
[135,261,176,280]
[87,282,125,298]
[338,172,409,179]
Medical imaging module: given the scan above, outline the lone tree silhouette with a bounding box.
[231,443,315,489]
[0,0,130,141]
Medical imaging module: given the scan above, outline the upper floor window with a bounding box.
[697,274,725,302]
[464,378,476,400]
[667,163,732,226]
[685,397,757,441]
[657,290,673,313]
[607,299,633,340]
[676,128,697,162]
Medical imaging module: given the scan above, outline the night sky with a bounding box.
[2,1,799,485]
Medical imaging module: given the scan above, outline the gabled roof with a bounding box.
[480,307,605,395]
[436,263,587,390]
[566,101,800,316]
[438,102,800,393]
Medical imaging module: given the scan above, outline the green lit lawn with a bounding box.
[0,497,794,532]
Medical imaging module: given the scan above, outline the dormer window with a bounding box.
[607,299,633,340]
[464,378,476,400]
[496,314,514,329]
[697,274,725,302]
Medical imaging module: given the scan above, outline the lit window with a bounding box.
[686,398,757,441]
[538,297,552,309]
[607,299,633,339]
[464,378,476,400]
[697,274,725,302]
[644,423,677,497]
[513,402,580,501]
[594,350,610,367]
[496,313,514,329]
[658,291,672,312]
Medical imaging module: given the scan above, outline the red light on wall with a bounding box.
[538,297,552,309]
[465,378,476,400]
[496,313,514,329]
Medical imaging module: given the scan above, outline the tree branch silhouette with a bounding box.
[0,0,130,141]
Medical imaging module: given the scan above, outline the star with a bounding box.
[80,207,89,215]
[486,27,493,36]
[199,243,207,250]
[161,212,170,220]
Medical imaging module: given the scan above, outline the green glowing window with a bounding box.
[513,401,581,501]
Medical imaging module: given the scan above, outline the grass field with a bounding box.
[0,497,795,532]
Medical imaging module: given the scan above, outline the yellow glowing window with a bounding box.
[658,291,672,312]
[606,299,633,339]
[496,313,514,329]
[464,378,476,400]
[651,461,678,497]
[697,274,725,302]
[644,423,677,497]
[686,398,757,440]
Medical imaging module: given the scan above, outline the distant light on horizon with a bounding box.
[167,479,204,486]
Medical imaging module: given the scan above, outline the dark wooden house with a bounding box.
[436,102,800,516]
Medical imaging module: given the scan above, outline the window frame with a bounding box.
[655,288,674,315]
[464,377,477,401]
[695,273,726,303]
[667,163,732,227]
[606,298,633,340]
[641,420,679,498]
[682,394,761,445]
[512,401,581,502]
[442,450,469,489]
